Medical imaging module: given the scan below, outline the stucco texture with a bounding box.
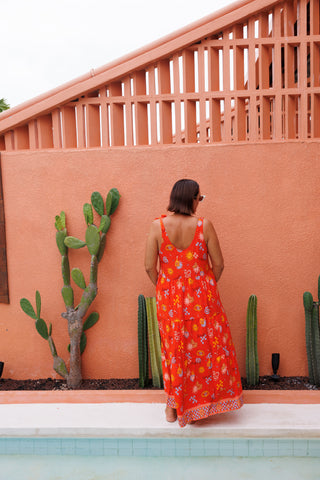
[0,142,319,380]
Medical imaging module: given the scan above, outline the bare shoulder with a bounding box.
[202,217,215,233]
[148,218,162,237]
[202,218,218,242]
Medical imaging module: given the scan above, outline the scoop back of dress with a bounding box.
[156,217,243,427]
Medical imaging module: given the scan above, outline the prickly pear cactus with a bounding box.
[20,189,120,389]
[20,291,68,379]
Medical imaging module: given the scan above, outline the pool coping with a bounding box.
[0,391,319,441]
[0,403,320,439]
[0,389,319,404]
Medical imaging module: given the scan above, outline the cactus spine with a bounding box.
[138,294,149,388]
[246,294,259,386]
[20,189,120,388]
[303,275,320,386]
[145,297,163,388]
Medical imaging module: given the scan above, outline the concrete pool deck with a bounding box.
[0,403,320,439]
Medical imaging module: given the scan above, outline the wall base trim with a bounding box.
[0,390,319,404]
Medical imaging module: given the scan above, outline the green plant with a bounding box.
[303,275,320,386]
[0,98,10,113]
[145,296,163,388]
[138,294,148,388]
[246,294,259,386]
[20,188,120,388]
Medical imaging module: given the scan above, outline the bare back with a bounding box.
[161,215,199,250]
[145,213,224,285]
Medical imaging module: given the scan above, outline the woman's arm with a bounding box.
[204,219,224,282]
[144,221,160,286]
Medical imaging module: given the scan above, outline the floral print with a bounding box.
[156,217,243,427]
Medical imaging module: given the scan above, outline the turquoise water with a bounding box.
[0,438,319,480]
[0,455,319,480]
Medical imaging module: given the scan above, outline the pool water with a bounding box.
[0,455,319,480]
[0,438,319,480]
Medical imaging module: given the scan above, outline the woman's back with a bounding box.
[161,214,199,250]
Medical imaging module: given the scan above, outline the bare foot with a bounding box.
[165,406,177,423]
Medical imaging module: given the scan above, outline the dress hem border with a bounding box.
[167,393,244,428]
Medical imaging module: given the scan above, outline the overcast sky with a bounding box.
[2,0,233,108]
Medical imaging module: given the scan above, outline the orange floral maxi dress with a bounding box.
[156,217,243,427]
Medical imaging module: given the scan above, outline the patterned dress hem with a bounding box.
[167,393,244,428]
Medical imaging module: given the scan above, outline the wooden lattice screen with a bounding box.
[0,154,9,303]
[0,0,320,149]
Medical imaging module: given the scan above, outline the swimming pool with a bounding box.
[0,437,319,480]
[0,402,319,480]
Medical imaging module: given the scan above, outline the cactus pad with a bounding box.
[80,332,87,354]
[61,256,70,285]
[97,233,107,263]
[35,318,49,340]
[64,236,86,249]
[98,215,111,234]
[71,268,86,289]
[56,230,67,256]
[91,191,104,216]
[85,225,100,256]
[106,188,120,216]
[36,291,41,319]
[20,298,37,320]
[83,203,94,225]
[61,285,74,308]
[53,356,69,378]
[59,211,66,228]
[55,215,64,231]
[83,312,99,331]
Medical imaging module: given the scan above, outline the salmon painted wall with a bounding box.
[0,142,319,380]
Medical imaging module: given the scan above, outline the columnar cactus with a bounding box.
[246,294,259,386]
[138,294,148,388]
[303,275,320,386]
[20,188,120,388]
[145,296,163,388]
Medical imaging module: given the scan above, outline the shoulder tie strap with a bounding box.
[159,216,166,234]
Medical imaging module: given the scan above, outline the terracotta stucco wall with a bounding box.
[0,142,318,380]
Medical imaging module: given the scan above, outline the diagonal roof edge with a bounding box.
[0,0,280,133]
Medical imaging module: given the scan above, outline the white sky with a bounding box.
[2,0,233,108]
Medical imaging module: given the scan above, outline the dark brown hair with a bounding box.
[167,179,200,215]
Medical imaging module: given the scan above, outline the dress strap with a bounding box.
[159,216,166,235]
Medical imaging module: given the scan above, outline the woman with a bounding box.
[145,179,243,427]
